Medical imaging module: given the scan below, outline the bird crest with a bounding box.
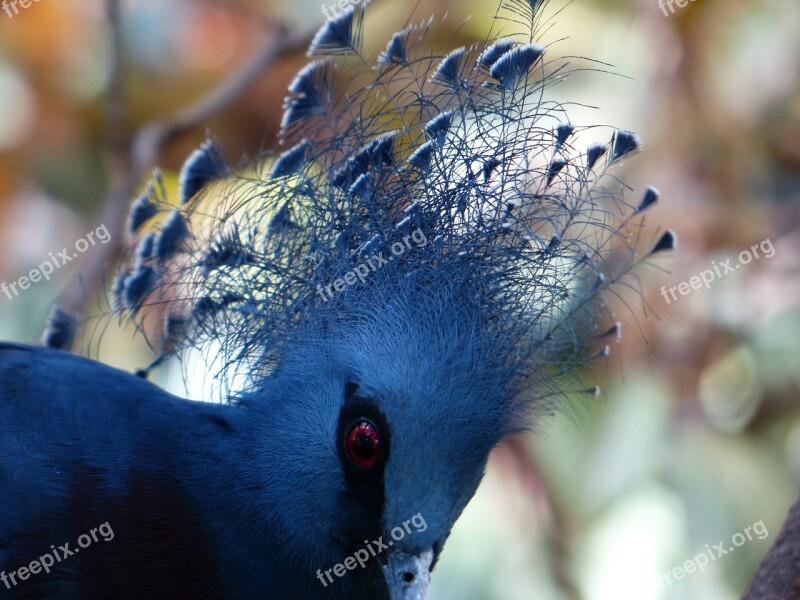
[112,0,674,418]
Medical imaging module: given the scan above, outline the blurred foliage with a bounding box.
[0,0,799,598]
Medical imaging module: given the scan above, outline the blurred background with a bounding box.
[1,0,799,598]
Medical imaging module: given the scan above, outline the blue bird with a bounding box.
[1,0,674,598]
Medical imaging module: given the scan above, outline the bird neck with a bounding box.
[174,395,367,598]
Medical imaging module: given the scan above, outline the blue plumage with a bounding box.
[611,128,642,161]
[126,192,158,234]
[269,139,311,179]
[637,185,661,213]
[4,1,675,598]
[431,48,466,88]
[407,140,434,172]
[478,39,516,70]
[152,209,190,263]
[554,122,575,151]
[585,141,608,171]
[281,62,332,130]
[489,43,546,90]
[378,30,409,66]
[178,139,230,204]
[545,158,567,187]
[122,263,157,311]
[424,111,454,146]
[651,229,677,254]
[308,8,362,56]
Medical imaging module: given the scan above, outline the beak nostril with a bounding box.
[384,549,433,597]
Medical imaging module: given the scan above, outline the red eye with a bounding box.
[346,420,381,469]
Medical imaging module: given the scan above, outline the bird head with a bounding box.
[109,1,675,597]
[238,268,525,597]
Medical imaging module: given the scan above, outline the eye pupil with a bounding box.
[346,420,380,468]
[352,435,373,459]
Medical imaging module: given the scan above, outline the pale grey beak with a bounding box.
[382,548,434,600]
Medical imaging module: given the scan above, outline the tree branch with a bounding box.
[743,494,800,599]
[131,24,312,176]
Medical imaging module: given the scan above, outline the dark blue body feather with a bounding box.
[0,343,394,599]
